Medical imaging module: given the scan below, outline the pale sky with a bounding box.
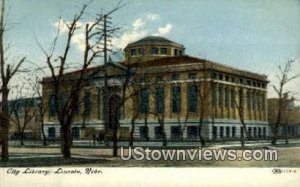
[4,0,300,100]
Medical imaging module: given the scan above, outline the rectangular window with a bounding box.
[171,126,181,140]
[188,73,197,80]
[219,74,223,80]
[239,88,243,108]
[151,47,159,54]
[240,127,244,138]
[156,87,165,113]
[258,127,262,137]
[48,127,56,139]
[138,48,144,55]
[130,48,137,56]
[84,91,92,116]
[225,87,229,107]
[174,49,178,56]
[253,127,257,138]
[172,86,181,113]
[188,85,197,112]
[226,126,230,138]
[72,127,80,140]
[231,89,235,108]
[225,75,229,81]
[252,92,256,110]
[140,126,148,140]
[187,126,198,139]
[49,95,56,116]
[160,48,167,55]
[140,88,149,113]
[248,127,252,138]
[232,127,236,138]
[212,126,217,139]
[220,126,224,138]
[218,86,223,107]
[155,126,162,139]
[263,127,266,138]
[247,91,251,110]
[212,83,216,106]
[172,73,180,80]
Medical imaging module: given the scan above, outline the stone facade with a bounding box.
[42,36,270,141]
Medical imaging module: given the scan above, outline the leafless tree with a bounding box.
[37,1,124,159]
[234,86,249,148]
[9,84,38,146]
[271,59,298,145]
[0,0,26,161]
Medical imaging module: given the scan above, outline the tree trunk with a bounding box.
[0,122,9,161]
[40,114,47,146]
[61,124,72,159]
[271,123,278,145]
[1,89,10,161]
[198,119,206,147]
[20,134,24,146]
[161,124,167,147]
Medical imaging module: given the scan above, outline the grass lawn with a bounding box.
[1,144,300,167]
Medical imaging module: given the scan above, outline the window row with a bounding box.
[211,86,265,111]
[139,126,198,140]
[140,85,197,114]
[48,92,92,117]
[211,72,266,89]
[212,126,267,139]
[130,47,183,56]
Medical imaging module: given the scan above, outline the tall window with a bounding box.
[174,49,178,56]
[231,89,235,108]
[188,85,197,112]
[247,91,251,110]
[140,126,148,140]
[226,126,230,138]
[220,126,224,138]
[156,87,165,113]
[239,88,243,108]
[84,91,92,116]
[187,126,198,139]
[140,88,149,113]
[211,84,216,107]
[232,127,236,138]
[48,127,56,139]
[72,127,80,140]
[218,86,223,107]
[172,86,181,113]
[225,87,229,107]
[155,126,162,139]
[49,95,56,116]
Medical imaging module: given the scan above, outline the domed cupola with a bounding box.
[124,36,185,63]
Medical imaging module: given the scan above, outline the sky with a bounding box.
[4,0,300,100]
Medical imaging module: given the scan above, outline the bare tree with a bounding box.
[234,86,249,148]
[0,0,26,161]
[271,59,298,145]
[38,1,124,159]
[9,84,38,146]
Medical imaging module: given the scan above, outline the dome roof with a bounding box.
[126,36,183,48]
